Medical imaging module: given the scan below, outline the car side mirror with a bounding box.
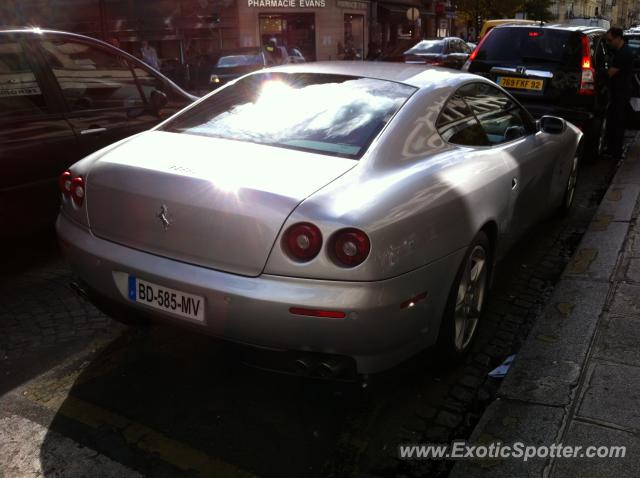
[539,115,566,134]
[149,89,168,116]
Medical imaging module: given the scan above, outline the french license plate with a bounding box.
[128,276,205,322]
[498,76,544,91]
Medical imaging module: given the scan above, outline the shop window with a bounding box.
[344,14,364,60]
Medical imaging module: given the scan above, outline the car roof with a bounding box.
[493,23,605,34]
[258,61,482,89]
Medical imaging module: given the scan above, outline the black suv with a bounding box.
[0,29,195,236]
[464,24,609,159]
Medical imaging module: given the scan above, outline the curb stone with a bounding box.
[450,132,640,478]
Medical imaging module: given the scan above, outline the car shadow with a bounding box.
[37,323,375,477]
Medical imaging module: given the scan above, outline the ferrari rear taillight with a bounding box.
[70,177,85,206]
[59,170,85,206]
[332,228,370,267]
[59,170,72,197]
[579,35,595,96]
[283,222,323,261]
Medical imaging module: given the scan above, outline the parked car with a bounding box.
[288,47,306,64]
[58,62,582,379]
[0,28,196,237]
[208,47,273,90]
[463,24,608,160]
[403,37,472,69]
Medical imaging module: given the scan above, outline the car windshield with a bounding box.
[405,40,444,54]
[216,54,263,67]
[162,72,416,159]
[476,28,582,67]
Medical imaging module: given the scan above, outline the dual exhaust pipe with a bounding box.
[294,356,350,379]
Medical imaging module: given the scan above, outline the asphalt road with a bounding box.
[0,138,628,478]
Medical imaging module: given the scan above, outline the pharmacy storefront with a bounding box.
[238,0,370,61]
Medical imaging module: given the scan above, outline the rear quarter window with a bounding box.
[476,28,582,67]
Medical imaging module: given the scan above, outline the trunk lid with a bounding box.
[86,131,356,276]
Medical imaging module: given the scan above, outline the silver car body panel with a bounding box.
[58,63,582,373]
[85,131,356,276]
[58,214,464,374]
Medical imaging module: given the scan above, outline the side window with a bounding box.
[0,39,48,118]
[129,61,162,100]
[594,37,608,70]
[455,40,468,53]
[39,39,144,111]
[436,94,490,146]
[129,60,184,102]
[459,82,532,145]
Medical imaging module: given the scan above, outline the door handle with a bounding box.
[80,127,107,135]
[512,177,518,190]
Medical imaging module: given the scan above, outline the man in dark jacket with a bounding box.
[605,27,634,160]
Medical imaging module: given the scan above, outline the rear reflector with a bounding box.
[289,307,346,319]
[400,291,428,309]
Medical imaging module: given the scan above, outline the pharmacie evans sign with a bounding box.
[248,0,326,6]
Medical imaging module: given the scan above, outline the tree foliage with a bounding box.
[453,0,554,30]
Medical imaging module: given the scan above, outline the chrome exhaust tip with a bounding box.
[293,356,314,375]
[318,357,347,378]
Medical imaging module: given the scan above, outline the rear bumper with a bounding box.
[56,213,464,374]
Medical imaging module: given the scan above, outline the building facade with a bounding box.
[549,0,638,27]
[1,0,447,63]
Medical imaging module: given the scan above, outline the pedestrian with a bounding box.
[140,40,159,70]
[109,37,121,49]
[263,38,287,66]
[605,27,634,160]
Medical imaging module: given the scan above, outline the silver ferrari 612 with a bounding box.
[57,62,582,378]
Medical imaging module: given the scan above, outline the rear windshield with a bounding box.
[162,72,415,159]
[476,28,582,66]
[405,40,444,54]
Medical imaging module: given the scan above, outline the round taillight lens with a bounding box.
[333,228,370,267]
[70,176,85,206]
[59,170,72,196]
[283,222,323,261]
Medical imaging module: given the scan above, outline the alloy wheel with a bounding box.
[453,245,487,352]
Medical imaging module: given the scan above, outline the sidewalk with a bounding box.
[451,134,640,477]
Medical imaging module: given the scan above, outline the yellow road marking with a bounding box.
[20,342,254,478]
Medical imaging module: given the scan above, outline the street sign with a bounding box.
[406,7,420,22]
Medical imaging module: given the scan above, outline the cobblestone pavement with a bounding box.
[0,135,631,478]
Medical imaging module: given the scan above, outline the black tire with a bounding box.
[584,115,607,162]
[557,144,581,216]
[436,231,491,362]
